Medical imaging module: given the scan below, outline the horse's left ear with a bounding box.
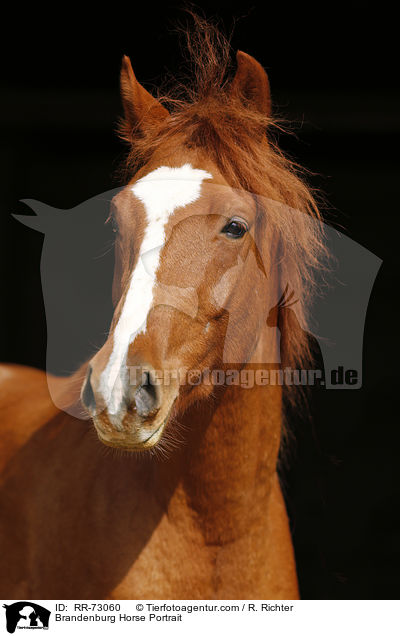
[120,55,169,131]
[231,51,271,117]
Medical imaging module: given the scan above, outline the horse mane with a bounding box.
[118,13,328,376]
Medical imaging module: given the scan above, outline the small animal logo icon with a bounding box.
[2,602,51,633]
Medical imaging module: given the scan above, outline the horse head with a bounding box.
[80,47,323,450]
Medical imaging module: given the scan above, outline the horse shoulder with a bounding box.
[0,364,58,469]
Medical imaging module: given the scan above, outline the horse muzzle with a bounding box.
[80,363,178,450]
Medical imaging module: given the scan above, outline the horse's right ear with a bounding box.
[231,51,271,117]
[120,55,169,134]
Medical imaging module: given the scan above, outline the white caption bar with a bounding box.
[1,600,399,635]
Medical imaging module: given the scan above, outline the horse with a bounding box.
[0,18,325,599]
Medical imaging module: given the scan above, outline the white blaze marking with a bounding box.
[100,163,212,415]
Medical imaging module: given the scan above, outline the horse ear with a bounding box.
[231,51,271,116]
[120,55,169,132]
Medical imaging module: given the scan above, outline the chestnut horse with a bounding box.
[0,21,325,599]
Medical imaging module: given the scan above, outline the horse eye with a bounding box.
[221,218,248,239]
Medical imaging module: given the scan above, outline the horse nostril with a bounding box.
[81,366,96,414]
[134,370,160,418]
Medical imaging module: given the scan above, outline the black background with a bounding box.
[0,4,398,599]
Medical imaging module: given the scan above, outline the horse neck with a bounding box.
[154,330,283,545]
